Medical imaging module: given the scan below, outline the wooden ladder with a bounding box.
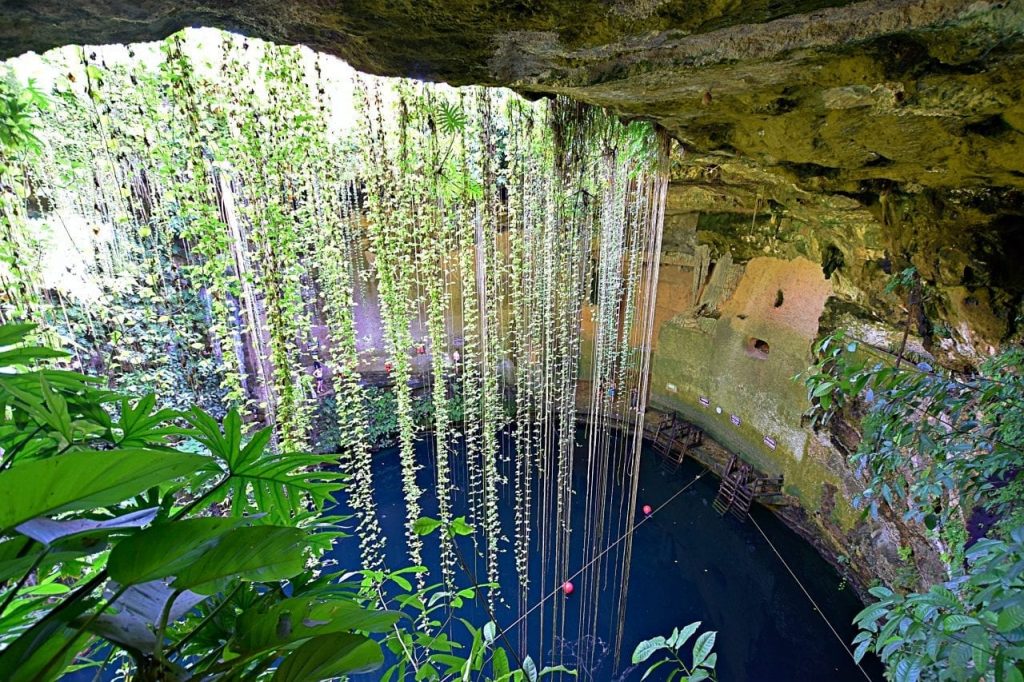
[712,455,755,522]
[711,474,737,515]
[652,414,703,472]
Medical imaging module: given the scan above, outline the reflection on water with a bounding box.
[333,432,883,681]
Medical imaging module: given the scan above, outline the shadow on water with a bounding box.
[333,430,884,681]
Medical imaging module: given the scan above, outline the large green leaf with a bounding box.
[691,631,716,668]
[492,647,510,679]
[0,346,68,366]
[632,636,667,664]
[0,449,208,532]
[230,594,401,657]
[271,632,383,681]
[0,536,113,583]
[0,593,94,682]
[107,517,243,585]
[942,614,981,632]
[37,377,73,443]
[669,622,701,651]
[0,322,37,347]
[998,604,1024,632]
[522,655,539,682]
[114,395,184,447]
[171,525,308,592]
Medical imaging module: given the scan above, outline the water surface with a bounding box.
[332,432,882,681]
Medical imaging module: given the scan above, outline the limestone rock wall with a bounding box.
[647,154,980,593]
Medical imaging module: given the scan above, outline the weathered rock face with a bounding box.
[647,163,937,594]
[4,1,1021,347]
[4,1,1023,191]
[4,0,1023,592]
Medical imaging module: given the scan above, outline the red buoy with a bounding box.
[642,504,653,516]
[561,581,574,596]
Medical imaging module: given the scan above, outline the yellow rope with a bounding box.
[495,469,707,640]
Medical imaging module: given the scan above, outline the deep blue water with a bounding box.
[331,432,884,682]
[61,429,882,681]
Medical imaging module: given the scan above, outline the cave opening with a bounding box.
[821,244,845,279]
[747,337,771,358]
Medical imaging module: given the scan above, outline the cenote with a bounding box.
[5,13,1023,682]
[328,434,881,681]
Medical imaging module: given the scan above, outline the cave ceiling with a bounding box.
[4,0,1024,333]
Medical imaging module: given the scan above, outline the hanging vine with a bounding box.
[356,78,425,574]
[6,30,673,670]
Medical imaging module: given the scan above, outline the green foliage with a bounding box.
[362,567,574,682]
[800,331,1024,531]
[632,622,719,681]
[802,294,1024,680]
[0,323,395,680]
[311,394,345,452]
[0,449,205,530]
[884,267,923,297]
[853,529,1024,681]
[436,99,469,135]
[356,386,439,450]
[0,323,563,681]
[183,407,341,523]
[364,385,400,449]
[5,29,673,675]
[0,72,49,326]
[0,74,47,153]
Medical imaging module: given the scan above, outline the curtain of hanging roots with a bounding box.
[10,34,670,671]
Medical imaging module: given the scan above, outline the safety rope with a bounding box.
[748,514,876,682]
[478,468,708,674]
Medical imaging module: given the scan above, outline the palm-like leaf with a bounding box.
[0,324,120,465]
[185,408,342,523]
[114,395,184,447]
[436,100,467,135]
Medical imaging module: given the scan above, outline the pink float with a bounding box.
[642,504,652,516]
[561,581,574,596]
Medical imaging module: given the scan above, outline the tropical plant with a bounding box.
[400,516,577,682]
[802,315,1024,680]
[0,322,396,680]
[364,385,400,448]
[800,332,1024,531]
[0,75,47,152]
[853,528,1024,681]
[0,73,49,327]
[4,29,674,671]
[0,323,574,681]
[632,622,719,681]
